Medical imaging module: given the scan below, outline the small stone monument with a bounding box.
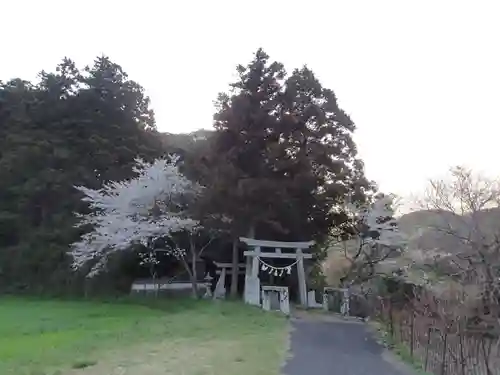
[261,286,290,315]
[202,273,213,299]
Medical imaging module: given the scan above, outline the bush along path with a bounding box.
[282,313,415,375]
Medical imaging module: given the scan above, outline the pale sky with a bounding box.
[2,0,499,202]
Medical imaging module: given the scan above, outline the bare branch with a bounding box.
[411,165,500,334]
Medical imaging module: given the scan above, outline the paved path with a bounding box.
[282,315,414,375]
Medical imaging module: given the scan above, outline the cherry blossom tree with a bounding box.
[138,249,161,296]
[332,194,407,283]
[70,156,200,282]
[326,194,407,315]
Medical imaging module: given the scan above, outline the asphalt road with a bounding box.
[282,317,414,375]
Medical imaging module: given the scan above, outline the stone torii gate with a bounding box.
[240,237,314,307]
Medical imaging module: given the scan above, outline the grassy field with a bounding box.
[0,296,289,375]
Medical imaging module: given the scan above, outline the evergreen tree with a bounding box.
[0,56,164,293]
[200,49,373,296]
[273,66,373,240]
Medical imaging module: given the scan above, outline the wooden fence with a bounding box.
[375,298,500,375]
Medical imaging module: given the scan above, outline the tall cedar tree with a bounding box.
[201,50,372,296]
[0,56,164,293]
[275,66,373,239]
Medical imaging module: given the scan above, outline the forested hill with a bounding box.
[0,56,166,293]
[398,207,500,254]
[0,51,372,295]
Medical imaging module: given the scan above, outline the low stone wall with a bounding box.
[130,279,209,297]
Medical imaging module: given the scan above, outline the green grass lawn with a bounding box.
[0,296,289,375]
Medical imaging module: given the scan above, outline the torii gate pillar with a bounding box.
[240,238,314,307]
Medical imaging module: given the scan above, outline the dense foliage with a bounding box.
[0,57,164,293]
[199,49,372,242]
[0,50,373,296]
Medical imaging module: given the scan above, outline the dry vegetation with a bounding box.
[369,167,500,375]
[376,292,500,375]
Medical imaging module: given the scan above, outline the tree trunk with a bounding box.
[190,235,199,299]
[230,225,255,298]
[230,236,239,298]
[189,271,198,299]
[179,250,198,299]
[152,266,158,298]
[481,337,493,375]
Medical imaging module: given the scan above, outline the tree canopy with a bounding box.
[0,49,375,296]
[0,56,164,293]
[200,49,373,242]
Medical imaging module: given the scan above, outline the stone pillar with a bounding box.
[244,247,261,306]
[307,290,322,308]
[296,248,307,307]
[244,255,252,302]
[213,268,226,299]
